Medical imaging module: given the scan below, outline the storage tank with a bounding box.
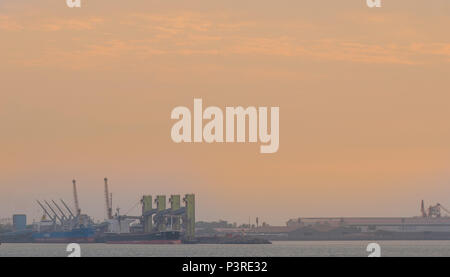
[13,214,27,231]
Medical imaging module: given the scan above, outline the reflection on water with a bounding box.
[1,241,450,257]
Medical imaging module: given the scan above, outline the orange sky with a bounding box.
[1,1,450,225]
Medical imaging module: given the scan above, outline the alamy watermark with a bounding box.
[66,243,81,257]
[67,1,380,9]
[66,0,81,8]
[367,0,382,8]
[367,242,381,257]
[171,99,280,154]
[66,1,381,9]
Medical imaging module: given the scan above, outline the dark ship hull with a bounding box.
[102,231,181,244]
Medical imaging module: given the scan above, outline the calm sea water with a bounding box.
[2,241,450,257]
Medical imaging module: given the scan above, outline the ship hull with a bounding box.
[103,231,181,244]
[107,240,181,244]
[31,227,96,243]
[33,237,96,243]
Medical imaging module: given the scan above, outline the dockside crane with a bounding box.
[437,203,450,216]
[72,179,81,216]
[44,200,64,224]
[104,177,113,220]
[36,200,56,224]
[421,201,450,218]
[52,200,68,221]
[60,199,75,219]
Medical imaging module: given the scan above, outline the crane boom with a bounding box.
[52,200,68,220]
[60,199,75,218]
[36,200,56,223]
[438,203,450,215]
[72,179,81,216]
[44,200,63,224]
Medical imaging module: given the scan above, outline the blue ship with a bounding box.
[32,227,96,243]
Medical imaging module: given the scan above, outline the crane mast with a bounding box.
[110,193,113,216]
[72,179,81,216]
[421,200,427,217]
[104,178,113,219]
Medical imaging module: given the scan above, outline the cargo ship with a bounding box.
[31,227,96,243]
[101,230,181,244]
[0,230,33,243]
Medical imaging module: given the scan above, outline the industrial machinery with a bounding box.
[421,200,450,218]
[139,193,195,240]
[36,179,94,232]
[28,178,196,243]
